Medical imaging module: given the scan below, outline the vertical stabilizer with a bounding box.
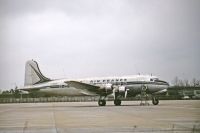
[24,60,51,86]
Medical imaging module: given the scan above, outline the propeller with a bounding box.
[112,86,118,100]
[118,86,129,98]
[112,85,129,99]
[113,89,116,100]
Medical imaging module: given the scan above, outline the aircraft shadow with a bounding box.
[62,104,151,108]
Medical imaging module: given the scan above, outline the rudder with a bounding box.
[24,60,51,86]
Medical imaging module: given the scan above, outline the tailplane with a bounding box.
[24,60,51,86]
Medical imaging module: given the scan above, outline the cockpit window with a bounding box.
[154,78,159,82]
[150,78,159,81]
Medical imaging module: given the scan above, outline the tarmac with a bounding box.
[0,100,200,133]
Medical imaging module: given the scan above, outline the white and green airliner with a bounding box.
[19,60,169,106]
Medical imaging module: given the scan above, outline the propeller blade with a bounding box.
[125,89,129,98]
[125,90,127,98]
[113,88,116,99]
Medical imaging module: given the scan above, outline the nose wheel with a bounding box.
[152,97,159,105]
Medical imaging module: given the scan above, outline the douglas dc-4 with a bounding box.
[19,60,169,106]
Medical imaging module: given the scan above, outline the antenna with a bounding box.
[62,68,66,78]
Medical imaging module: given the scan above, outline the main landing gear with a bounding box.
[98,98,122,106]
[98,93,122,106]
[98,99,106,106]
[113,90,122,106]
[114,99,121,106]
[98,96,107,106]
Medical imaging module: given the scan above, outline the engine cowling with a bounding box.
[119,86,126,93]
[100,83,113,94]
[113,85,128,98]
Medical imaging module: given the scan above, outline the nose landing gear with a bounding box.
[152,97,159,105]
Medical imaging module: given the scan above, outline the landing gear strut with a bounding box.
[113,90,122,106]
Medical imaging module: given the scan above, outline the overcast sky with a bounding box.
[0,0,200,89]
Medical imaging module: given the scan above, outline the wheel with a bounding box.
[98,100,106,106]
[152,97,159,105]
[114,99,121,106]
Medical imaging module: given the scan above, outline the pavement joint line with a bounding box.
[52,103,58,133]
[22,121,28,133]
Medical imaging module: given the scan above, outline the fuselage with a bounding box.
[22,75,169,96]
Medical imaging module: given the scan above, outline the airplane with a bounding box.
[19,60,169,106]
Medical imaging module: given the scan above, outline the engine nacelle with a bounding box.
[118,86,126,92]
[113,85,128,98]
[100,83,113,91]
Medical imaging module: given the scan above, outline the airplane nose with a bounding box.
[156,79,169,86]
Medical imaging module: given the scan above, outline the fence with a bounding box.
[0,96,101,103]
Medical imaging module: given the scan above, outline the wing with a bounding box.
[65,81,104,95]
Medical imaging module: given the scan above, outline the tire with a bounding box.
[152,97,159,105]
[114,99,121,106]
[98,100,106,106]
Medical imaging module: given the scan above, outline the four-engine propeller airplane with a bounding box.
[19,60,169,106]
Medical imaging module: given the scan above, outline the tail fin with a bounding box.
[24,60,51,86]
